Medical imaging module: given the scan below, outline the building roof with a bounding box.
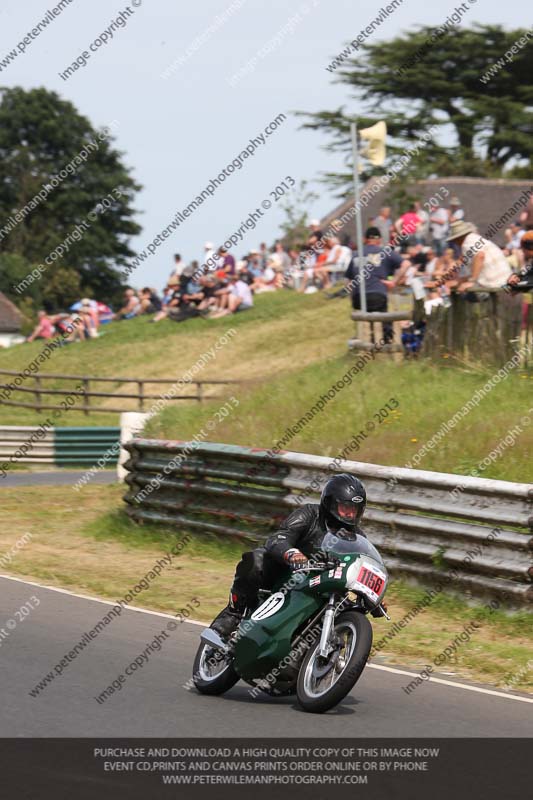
[0,292,23,332]
[320,176,533,246]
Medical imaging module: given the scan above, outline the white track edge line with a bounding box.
[2,573,531,704]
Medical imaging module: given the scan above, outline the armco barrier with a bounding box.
[123,440,533,605]
[0,425,120,467]
[54,427,120,466]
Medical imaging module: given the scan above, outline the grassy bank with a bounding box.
[146,355,533,482]
[1,483,531,693]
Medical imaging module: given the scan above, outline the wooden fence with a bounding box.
[0,370,240,415]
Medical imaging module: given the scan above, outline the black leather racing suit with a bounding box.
[229,503,364,611]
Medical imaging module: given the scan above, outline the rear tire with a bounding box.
[296,611,372,713]
[192,641,239,695]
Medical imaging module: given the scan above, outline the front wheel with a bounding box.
[192,641,239,695]
[296,611,372,713]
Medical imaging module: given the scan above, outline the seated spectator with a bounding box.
[161,285,174,307]
[235,261,254,285]
[324,235,352,283]
[447,221,511,292]
[114,289,140,320]
[298,233,323,293]
[218,247,236,275]
[80,298,99,338]
[26,310,54,342]
[228,273,254,312]
[271,242,291,273]
[139,288,162,314]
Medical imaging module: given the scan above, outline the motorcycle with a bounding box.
[192,531,389,713]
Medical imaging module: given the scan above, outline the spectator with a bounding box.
[429,204,449,256]
[448,197,464,224]
[519,196,533,230]
[299,233,324,293]
[373,207,392,244]
[507,230,533,292]
[394,204,422,249]
[236,261,254,285]
[414,201,430,244]
[345,226,404,343]
[26,310,54,342]
[171,253,185,278]
[323,235,352,283]
[504,221,525,255]
[218,247,236,275]
[259,242,269,269]
[139,287,162,314]
[447,221,511,292]
[80,298,99,337]
[271,241,291,273]
[114,289,140,320]
[309,218,323,239]
[204,241,217,272]
[228,273,254,312]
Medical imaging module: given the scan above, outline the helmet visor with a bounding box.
[336,501,358,523]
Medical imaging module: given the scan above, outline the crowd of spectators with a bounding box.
[23,194,533,348]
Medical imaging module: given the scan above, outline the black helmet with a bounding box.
[320,473,366,533]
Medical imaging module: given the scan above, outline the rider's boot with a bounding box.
[211,592,246,640]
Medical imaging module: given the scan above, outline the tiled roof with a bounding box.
[321,177,533,246]
[0,291,23,332]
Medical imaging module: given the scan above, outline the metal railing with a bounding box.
[123,439,533,605]
[0,370,241,415]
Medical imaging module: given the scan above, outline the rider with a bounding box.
[211,473,368,639]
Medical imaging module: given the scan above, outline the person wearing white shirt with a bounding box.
[228,275,254,311]
[448,221,511,291]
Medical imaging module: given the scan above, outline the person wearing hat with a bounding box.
[447,220,511,292]
[345,226,404,343]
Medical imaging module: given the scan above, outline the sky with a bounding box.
[0,0,516,288]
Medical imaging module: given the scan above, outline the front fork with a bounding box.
[318,593,337,657]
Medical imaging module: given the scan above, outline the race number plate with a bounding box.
[350,558,387,603]
[357,565,385,596]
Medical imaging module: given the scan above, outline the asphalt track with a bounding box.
[0,575,531,737]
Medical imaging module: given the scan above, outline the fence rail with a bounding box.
[0,370,241,415]
[123,440,533,606]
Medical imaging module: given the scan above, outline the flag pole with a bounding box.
[351,122,366,346]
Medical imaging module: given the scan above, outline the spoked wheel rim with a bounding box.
[302,620,357,699]
[198,644,233,683]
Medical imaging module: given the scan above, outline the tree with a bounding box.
[277,180,319,249]
[299,24,533,194]
[0,87,141,308]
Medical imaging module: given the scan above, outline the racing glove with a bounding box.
[283,548,308,571]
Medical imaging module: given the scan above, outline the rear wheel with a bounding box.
[192,641,239,695]
[296,611,372,713]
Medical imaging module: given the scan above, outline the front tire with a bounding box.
[296,611,372,713]
[192,641,239,695]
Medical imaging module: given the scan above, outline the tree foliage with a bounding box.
[0,87,141,309]
[300,24,533,194]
